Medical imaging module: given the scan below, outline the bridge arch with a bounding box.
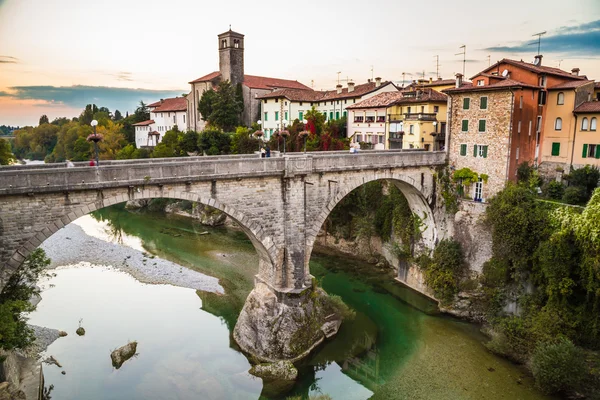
[5,188,277,285]
[305,173,438,272]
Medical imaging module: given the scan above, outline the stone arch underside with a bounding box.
[305,173,438,273]
[5,189,277,286]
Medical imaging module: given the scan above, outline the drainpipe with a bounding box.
[505,89,515,183]
[570,114,578,169]
[444,95,451,157]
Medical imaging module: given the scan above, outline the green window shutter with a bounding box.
[473,145,478,157]
[264,112,268,121]
[478,120,486,132]
[285,111,288,120]
[343,111,347,118]
[483,145,488,158]
[582,144,588,158]
[275,111,279,121]
[299,112,303,120]
[551,142,560,156]
[336,111,340,120]
[460,144,466,156]
[596,145,600,159]
[462,120,468,131]
[330,112,333,120]
[480,97,487,109]
[463,98,470,109]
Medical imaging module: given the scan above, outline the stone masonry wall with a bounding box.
[449,90,513,200]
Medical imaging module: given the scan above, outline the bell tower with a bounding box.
[218,29,244,87]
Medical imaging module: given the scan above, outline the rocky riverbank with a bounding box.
[40,222,224,294]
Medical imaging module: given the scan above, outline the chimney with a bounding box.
[438,77,442,81]
[571,68,580,76]
[375,77,381,87]
[367,79,371,83]
[160,99,164,103]
[534,55,543,66]
[455,73,463,88]
[348,81,355,92]
[336,84,342,94]
[429,77,433,83]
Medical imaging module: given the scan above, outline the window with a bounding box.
[551,142,560,156]
[331,101,334,105]
[323,112,327,120]
[582,144,600,158]
[463,98,470,110]
[299,102,303,106]
[378,135,384,144]
[520,96,523,109]
[460,144,467,156]
[183,115,186,124]
[336,111,340,120]
[480,96,488,109]
[343,111,347,118]
[337,100,340,105]
[173,116,176,123]
[473,144,488,158]
[477,80,484,86]
[275,98,278,103]
[536,116,542,133]
[557,92,565,105]
[285,102,287,106]
[538,90,547,106]
[344,99,347,104]
[539,76,547,87]
[421,106,425,113]
[299,111,303,120]
[592,118,597,131]
[409,125,414,134]
[376,115,385,123]
[285,111,288,121]
[555,118,562,130]
[365,116,375,123]
[434,106,439,113]
[582,117,589,130]
[353,99,356,103]
[518,121,521,133]
[354,116,364,123]
[329,112,334,120]
[478,119,486,132]
[461,119,469,132]
[529,121,533,136]
[264,112,268,121]
[474,178,483,201]
[275,111,279,121]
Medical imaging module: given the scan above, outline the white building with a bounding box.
[133,97,187,148]
[258,78,398,139]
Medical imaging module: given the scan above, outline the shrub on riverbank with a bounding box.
[418,239,466,305]
[530,338,585,394]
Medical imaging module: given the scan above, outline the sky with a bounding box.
[1,0,599,126]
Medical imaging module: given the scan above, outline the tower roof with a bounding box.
[218,29,244,37]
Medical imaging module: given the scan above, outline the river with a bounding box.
[28,205,551,399]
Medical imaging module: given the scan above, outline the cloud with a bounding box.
[0,85,185,113]
[484,19,600,56]
[111,71,134,82]
[0,55,18,64]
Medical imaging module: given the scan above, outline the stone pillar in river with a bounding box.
[234,156,333,362]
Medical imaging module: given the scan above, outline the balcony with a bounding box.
[404,113,437,121]
[388,114,403,122]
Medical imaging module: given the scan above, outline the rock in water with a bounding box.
[58,331,68,337]
[249,361,298,381]
[111,342,137,369]
[76,327,85,336]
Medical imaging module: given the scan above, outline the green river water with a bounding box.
[28,205,552,400]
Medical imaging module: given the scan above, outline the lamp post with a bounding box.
[280,130,289,154]
[90,119,100,166]
[253,129,264,153]
[432,121,438,151]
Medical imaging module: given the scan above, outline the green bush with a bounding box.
[531,338,586,394]
[565,165,600,199]
[422,239,465,305]
[543,180,565,200]
[562,186,587,205]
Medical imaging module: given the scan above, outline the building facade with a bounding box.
[186,30,310,132]
[133,97,187,148]
[572,101,600,167]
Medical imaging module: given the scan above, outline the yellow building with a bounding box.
[540,80,595,175]
[404,78,456,93]
[387,89,448,150]
[572,101,600,167]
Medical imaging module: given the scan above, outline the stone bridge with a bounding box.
[0,150,446,361]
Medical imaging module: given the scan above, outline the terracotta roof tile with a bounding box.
[548,80,594,90]
[346,89,447,110]
[574,101,600,113]
[132,119,154,126]
[257,81,397,102]
[476,58,586,80]
[346,92,405,109]
[405,79,456,88]
[150,97,187,112]
[443,79,538,93]
[189,71,221,84]
[243,75,310,90]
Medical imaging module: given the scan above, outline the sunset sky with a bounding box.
[1,0,599,126]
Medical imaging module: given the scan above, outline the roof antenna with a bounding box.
[402,72,406,87]
[455,45,466,77]
[229,24,231,30]
[531,31,547,55]
[370,66,374,81]
[336,71,341,85]
[434,55,440,79]
[487,55,491,67]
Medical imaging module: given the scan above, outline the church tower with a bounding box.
[218,29,244,87]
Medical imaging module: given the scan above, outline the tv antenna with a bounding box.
[434,55,440,79]
[402,72,406,87]
[455,45,466,77]
[370,66,374,81]
[336,71,341,85]
[487,55,491,67]
[558,59,563,68]
[531,31,547,55]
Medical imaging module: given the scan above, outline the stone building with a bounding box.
[444,56,588,200]
[186,29,310,131]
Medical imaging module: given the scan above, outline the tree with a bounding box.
[0,138,15,165]
[39,115,49,125]
[0,249,50,350]
[199,81,243,131]
[79,104,98,126]
[133,101,150,123]
[198,129,231,155]
[114,110,123,121]
[180,131,200,154]
[97,121,126,160]
[231,126,258,154]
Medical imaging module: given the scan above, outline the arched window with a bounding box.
[221,39,227,48]
[557,92,564,105]
[234,39,239,48]
[555,117,562,130]
[582,117,589,131]
[591,117,597,131]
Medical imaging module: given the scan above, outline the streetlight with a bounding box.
[89,119,100,166]
[280,130,289,154]
[300,118,309,153]
[253,128,264,154]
